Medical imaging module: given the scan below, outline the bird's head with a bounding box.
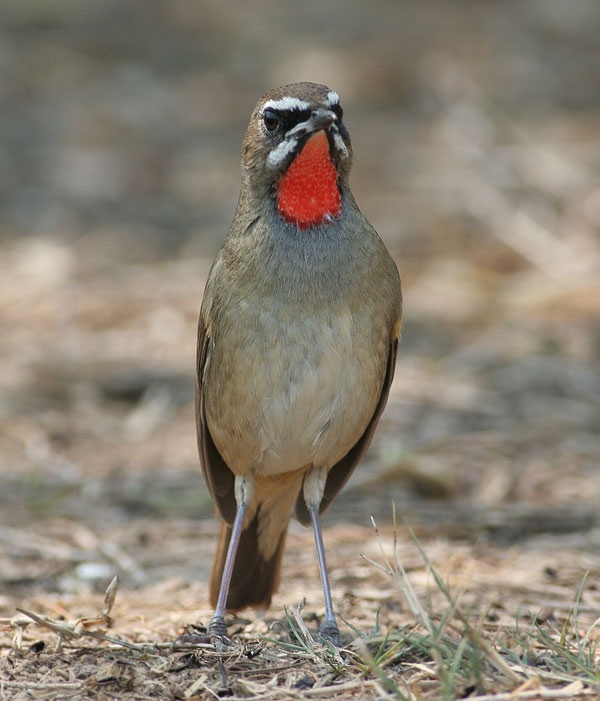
[240,82,353,230]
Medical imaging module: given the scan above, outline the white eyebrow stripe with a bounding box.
[263,96,311,112]
[325,91,339,107]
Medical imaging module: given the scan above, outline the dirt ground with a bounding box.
[1,1,599,698]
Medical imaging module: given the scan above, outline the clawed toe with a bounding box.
[208,615,236,648]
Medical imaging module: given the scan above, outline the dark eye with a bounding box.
[333,104,343,121]
[263,108,279,131]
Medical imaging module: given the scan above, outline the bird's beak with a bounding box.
[305,109,337,132]
[285,109,337,139]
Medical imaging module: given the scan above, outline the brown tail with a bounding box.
[209,512,287,610]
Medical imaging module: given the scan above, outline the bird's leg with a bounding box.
[208,473,254,640]
[308,504,340,644]
[304,466,340,645]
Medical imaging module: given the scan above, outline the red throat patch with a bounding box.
[276,130,341,229]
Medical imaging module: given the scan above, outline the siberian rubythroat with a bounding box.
[196,82,402,644]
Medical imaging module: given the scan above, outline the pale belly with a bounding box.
[204,304,387,477]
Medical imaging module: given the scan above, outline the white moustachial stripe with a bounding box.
[266,136,300,168]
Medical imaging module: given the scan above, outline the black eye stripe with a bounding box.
[267,108,311,132]
[261,104,344,137]
[267,106,349,130]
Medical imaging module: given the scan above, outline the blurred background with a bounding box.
[1,0,599,603]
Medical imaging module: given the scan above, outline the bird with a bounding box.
[196,82,402,644]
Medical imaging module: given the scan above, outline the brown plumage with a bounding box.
[196,82,402,641]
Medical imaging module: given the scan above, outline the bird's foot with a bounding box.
[318,619,341,647]
[208,614,235,648]
[173,624,211,645]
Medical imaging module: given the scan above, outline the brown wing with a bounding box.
[295,338,398,525]
[196,314,236,524]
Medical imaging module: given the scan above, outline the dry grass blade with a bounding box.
[0,680,84,692]
[362,508,434,637]
[466,678,589,700]
[287,602,317,651]
[102,574,119,620]
[0,614,34,652]
[302,679,386,697]
[14,575,147,653]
